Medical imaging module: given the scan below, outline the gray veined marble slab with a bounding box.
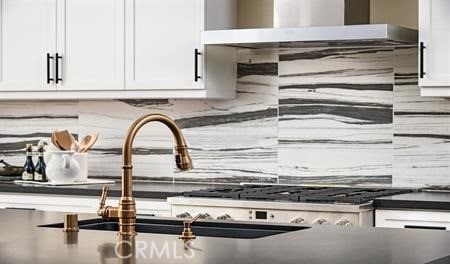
[393,47,450,187]
[278,47,394,185]
[171,50,279,183]
[78,99,175,180]
[0,46,448,187]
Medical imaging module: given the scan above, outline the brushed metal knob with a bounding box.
[63,213,79,232]
[217,214,233,221]
[176,212,192,219]
[290,217,306,224]
[198,213,213,220]
[313,218,328,225]
[335,219,353,226]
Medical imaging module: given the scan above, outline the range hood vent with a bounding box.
[202,24,418,49]
[203,0,418,49]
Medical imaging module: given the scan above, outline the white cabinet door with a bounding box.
[56,0,124,91]
[419,0,450,87]
[0,0,56,91]
[125,0,204,90]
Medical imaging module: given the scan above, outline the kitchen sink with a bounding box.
[39,218,309,239]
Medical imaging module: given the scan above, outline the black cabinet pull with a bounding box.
[5,207,36,210]
[420,42,425,79]
[55,53,63,84]
[46,53,54,84]
[404,225,446,230]
[194,49,201,82]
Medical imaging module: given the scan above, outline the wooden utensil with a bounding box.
[54,130,75,151]
[51,131,64,150]
[69,134,79,152]
[78,133,99,153]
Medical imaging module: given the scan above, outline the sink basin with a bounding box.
[40,218,309,239]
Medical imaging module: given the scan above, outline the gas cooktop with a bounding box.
[182,185,414,205]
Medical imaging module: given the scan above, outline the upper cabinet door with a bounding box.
[56,0,124,91]
[0,0,56,91]
[419,0,450,87]
[125,0,204,90]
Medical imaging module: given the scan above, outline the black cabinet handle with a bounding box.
[194,49,201,82]
[420,42,425,79]
[46,53,54,84]
[5,207,36,210]
[55,53,63,84]
[404,225,446,230]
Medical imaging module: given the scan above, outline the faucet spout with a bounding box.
[122,113,193,197]
[98,113,193,236]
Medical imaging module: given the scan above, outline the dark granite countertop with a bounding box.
[1,209,450,264]
[0,181,227,199]
[374,191,450,211]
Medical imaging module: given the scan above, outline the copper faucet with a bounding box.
[97,114,193,235]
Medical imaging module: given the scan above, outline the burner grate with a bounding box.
[182,185,413,204]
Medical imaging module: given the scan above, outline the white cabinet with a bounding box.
[0,0,57,91]
[0,0,236,99]
[56,0,125,91]
[376,209,450,230]
[0,193,171,216]
[124,0,236,98]
[126,0,202,90]
[419,0,450,96]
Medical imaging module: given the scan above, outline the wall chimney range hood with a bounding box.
[202,24,418,49]
[203,0,418,49]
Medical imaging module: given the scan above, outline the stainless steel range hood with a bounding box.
[203,0,418,48]
[202,24,417,49]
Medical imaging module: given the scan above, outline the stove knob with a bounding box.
[290,217,305,224]
[198,213,213,220]
[335,219,353,227]
[217,214,233,221]
[313,218,329,225]
[176,212,192,219]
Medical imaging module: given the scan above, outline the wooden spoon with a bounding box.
[54,130,75,151]
[78,133,99,153]
[51,131,64,150]
[51,131,61,149]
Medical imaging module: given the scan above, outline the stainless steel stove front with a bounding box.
[168,197,374,227]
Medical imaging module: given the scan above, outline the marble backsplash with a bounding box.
[0,46,448,187]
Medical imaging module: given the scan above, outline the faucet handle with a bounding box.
[97,185,109,217]
[99,185,109,208]
[97,185,119,220]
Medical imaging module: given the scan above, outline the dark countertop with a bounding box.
[1,209,450,264]
[0,181,226,199]
[374,191,450,211]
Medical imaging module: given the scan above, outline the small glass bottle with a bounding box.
[22,144,35,181]
[34,144,47,182]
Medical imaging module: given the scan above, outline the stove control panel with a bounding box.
[249,210,275,220]
[170,205,373,227]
